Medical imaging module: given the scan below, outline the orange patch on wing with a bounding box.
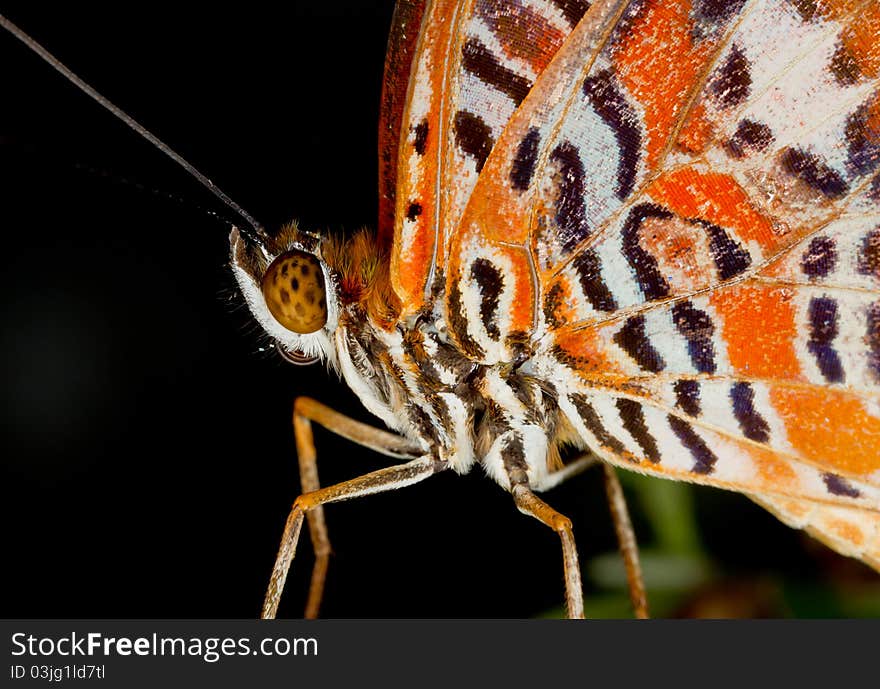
[647,167,778,251]
[826,517,867,547]
[747,445,799,493]
[637,214,715,292]
[543,274,574,328]
[469,186,532,246]
[813,0,864,19]
[446,226,536,338]
[676,102,713,154]
[844,3,880,78]
[391,0,460,314]
[614,0,713,168]
[770,496,815,522]
[393,210,435,313]
[710,283,803,380]
[771,386,880,478]
[501,244,535,335]
[490,2,567,73]
[553,327,616,377]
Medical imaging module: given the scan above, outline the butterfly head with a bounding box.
[229,223,338,367]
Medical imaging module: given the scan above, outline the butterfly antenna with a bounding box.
[0,13,265,244]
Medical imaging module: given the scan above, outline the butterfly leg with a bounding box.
[539,453,599,491]
[602,465,649,619]
[511,485,584,619]
[291,397,422,618]
[263,446,442,619]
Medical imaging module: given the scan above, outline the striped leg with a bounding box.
[512,485,585,619]
[540,454,648,618]
[602,465,649,619]
[262,453,444,619]
[273,398,426,619]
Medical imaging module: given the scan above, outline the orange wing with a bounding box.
[429,0,880,566]
[388,0,592,315]
[378,0,428,254]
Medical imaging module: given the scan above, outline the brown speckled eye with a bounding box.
[261,250,327,334]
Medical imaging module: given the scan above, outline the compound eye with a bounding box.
[261,250,327,334]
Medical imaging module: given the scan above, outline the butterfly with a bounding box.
[6,3,871,612]
[224,0,880,619]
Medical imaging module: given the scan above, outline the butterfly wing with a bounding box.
[752,493,880,568]
[437,0,880,564]
[387,0,593,315]
[378,0,428,254]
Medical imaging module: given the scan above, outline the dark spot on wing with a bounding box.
[616,398,661,462]
[701,220,752,280]
[543,282,566,328]
[674,380,701,416]
[730,382,770,443]
[572,249,618,312]
[413,119,429,156]
[461,37,531,106]
[845,104,880,179]
[823,472,861,498]
[453,110,494,173]
[858,227,880,280]
[781,147,848,199]
[693,0,747,24]
[448,273,486,359]
[470,258,503,340]
[831,43,861,86]
[621,204,673,301]
[789,0,820,22]
[613,315,666,373]
[569,393,628,456]
[726,119,773,159]
[510,128,541,192]
[868,302,880,383]
[710,44,751,109]
[550,0,591,27]
[672,300,717,374]
[807,296,844,383]
[549,141,590,253]
[802,236,837,279]
[582,69,641,199]
[668,416,717,474]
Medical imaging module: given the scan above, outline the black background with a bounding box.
[1,2,871,619]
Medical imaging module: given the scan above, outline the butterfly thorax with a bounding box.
[231,222,569,492]
[337,306,571,490]
[322,237,568,491]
